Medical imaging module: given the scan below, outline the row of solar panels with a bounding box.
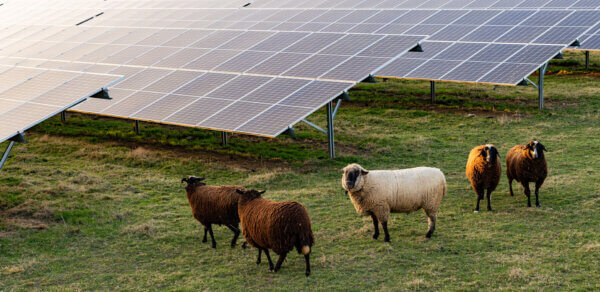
[250,0,600,10]
[0,0,599,145]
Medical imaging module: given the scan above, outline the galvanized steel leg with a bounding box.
[539,63,548,110]
[326,101,335,159]
[0,141,15,172]
[430,81,436,104]
[221,132,228,146]
[134,120,139,134]
[586,51,590,70]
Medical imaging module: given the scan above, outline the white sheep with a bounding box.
[341,163,446,242]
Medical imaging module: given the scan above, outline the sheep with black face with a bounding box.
[506,140,548,207]
[236,189,314,276]
[466,144,501,212]
[181,176,245,249]
[341,163,446,242]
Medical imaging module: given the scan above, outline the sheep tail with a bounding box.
[295,229,314,255]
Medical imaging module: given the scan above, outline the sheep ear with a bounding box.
[360,169,369,175]
[199,177,206,181]
[236,189,245,195]
[181,178,188,184]
[259,190,266,195]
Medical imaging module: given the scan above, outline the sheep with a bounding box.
[506,140,548,208]
[341,163,446,242]
[466,144,501,212]
[236,189,314,277]
[181,176,246,249]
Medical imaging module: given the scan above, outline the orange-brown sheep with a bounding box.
[466,145,501,212]
[506,140,548,207]
[181,176,245,249]
[236,189,314,276]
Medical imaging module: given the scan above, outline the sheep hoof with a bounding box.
[242,242,248,249]
[202,239,207,243]
[372,233,379,240]
[211,244,216,249]
[305,271,310,277]
[536,204,541,208]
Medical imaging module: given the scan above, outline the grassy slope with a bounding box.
[1,52,600,290]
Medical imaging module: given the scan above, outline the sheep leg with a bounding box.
[207,224,216,249]
[382,221,390,242]
[475,186,484,213]
[263,249,274,272]
[508,178,514,196]
[304,254,311,277]
[426,215,436,239]
[486,188,493,211]
[370,213,380,240]
[535,180,542,208]
[202,227,208,243]
[256,248,262,265]
[226,224,240,248]
[522,182,532,207]
[274,252,287,272]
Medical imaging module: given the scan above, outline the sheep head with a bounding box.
[181,176,206,186]
[480,144,499,163]
[341,163,369,192]
[526,140,546,159]
[236,189,265,201]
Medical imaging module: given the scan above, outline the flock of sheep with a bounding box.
[180,140,548,276]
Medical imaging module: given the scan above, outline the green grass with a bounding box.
[1,52,600,290]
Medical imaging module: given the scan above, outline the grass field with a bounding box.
[1,52,600,290]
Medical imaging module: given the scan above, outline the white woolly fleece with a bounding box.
[343,165,446,221]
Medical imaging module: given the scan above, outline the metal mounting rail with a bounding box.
[300,94,346,158]
[0,133,26,173]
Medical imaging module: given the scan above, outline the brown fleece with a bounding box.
[506,143,548,184]
[184,183,242,227]
[238,197,314,255]
[466,145,501,195]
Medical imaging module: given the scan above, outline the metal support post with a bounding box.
[586,51,590,70]
[61,111,66,122]
[0,140,15,172]
[538,63,548,110]
[326,101,335,159]
[221,132,228,146]
[134,120,139,134]
[430,81,436,103]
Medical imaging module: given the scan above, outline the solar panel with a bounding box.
[0,66,122,143]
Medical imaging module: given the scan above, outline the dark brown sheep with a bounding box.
[236,189,314,276]
[181,176,245,249]
[466,144,501,212]
[506,140,548,207]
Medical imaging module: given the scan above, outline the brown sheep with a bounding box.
[181,176,246,249]
[236,189,314,276]
[466,145,501,212]
[506,140,548,207]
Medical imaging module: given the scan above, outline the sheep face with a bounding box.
[236,189,265,201]
[181,176,206,186]
[481,144,499,163]
[341,164,369,192]
[526,140,546,159]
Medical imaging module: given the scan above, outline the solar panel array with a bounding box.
[86,3,600,84]
[213,4,600,84]
[3,0,600,141]
[0,0,425,137]
[0,65,122,143]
